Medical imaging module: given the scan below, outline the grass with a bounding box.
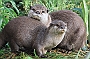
[0,46,89,59]
[82,0,89,35]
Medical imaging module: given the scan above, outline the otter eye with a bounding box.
[50,23,53,26]
[32,8,35,11]
[35,11,40,14]
[56,24,59,27]
[42,11,45,13]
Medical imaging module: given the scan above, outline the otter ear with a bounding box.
[65,23,67,26]
[30,6,32,9]
[50,23,53,26]
[50,22,55,26]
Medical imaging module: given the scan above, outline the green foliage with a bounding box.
[0,18,3,31]
[37,0,76,12]
[22,0,31,14]
[88,10,90,48]
[85,52,90,59]
[75,49,81,59]
[34,49,38,58]
[17,52,33,59]
[82,0,88,35]
[10,0,19,15]
[0,0,17,31]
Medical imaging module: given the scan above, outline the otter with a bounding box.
[28,4,51,27]
[0,16,67,57]
[49,10,87,51]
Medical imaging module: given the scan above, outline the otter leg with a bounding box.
[0,38,7,48]
[41,48,47,58]
[9,39,20,53]
[8,39,20,58]
[0,34,7,48]
[35,45,47,58]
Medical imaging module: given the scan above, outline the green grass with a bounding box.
[0,47,89,59]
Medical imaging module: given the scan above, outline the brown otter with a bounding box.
[0,16,67,57]
[28,4,51,27]
[49,10,87,51]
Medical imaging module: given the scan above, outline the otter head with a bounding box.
[49,20,67,34]
[28,4,51,27]
[28,4,49,20]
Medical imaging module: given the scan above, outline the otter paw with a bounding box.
[40,55,48,58]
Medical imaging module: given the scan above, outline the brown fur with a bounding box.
[0,16,67,57]
[50,10,87,51]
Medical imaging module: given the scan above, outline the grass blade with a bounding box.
[0,17,3,31]
[10,1,19,15]
[75,48,81,59]
[82,0,89,36]
[85,52,90,59]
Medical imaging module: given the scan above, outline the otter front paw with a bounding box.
[40,55,48,58]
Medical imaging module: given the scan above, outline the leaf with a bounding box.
[0,0,2,7]
[34,49,38,57]
[75,48,81,59]
[10,1,19,15]
[25,56,33,59]
[82,0,89,35]
[85,52,90,59]
[0,17,3,31]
